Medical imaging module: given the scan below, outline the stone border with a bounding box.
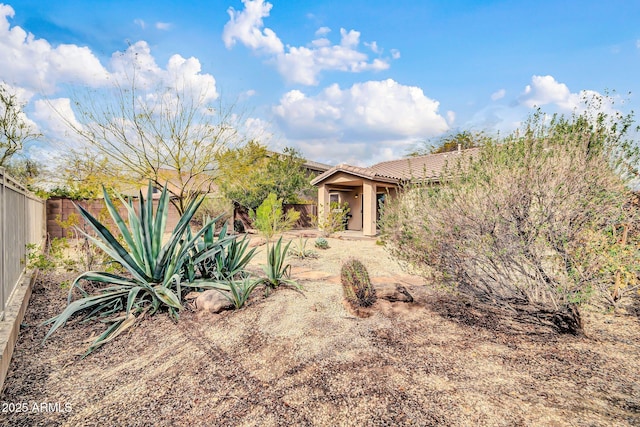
[0,269,37,393]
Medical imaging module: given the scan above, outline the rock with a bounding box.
[249,237,266,248]
[373,282,414,303]
[184,291,200,300]
[195,289,233,313]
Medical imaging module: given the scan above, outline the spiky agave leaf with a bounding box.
[261,237,299,289]
[42,288,131,341]
[44,182,245,356]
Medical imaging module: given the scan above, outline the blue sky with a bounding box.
[2,0,639,166]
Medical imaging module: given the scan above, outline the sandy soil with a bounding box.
[2,233,640,426]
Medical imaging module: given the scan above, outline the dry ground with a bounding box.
[2,234,640,426]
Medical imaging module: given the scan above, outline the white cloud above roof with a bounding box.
[273,79,449,164]
[517,75,614,115]
[518,75,579,110]
[108,41,218,103]
[222,0,396,85]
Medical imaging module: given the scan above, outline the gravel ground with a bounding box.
[1,234,639,426]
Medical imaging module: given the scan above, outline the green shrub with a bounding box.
[314,202,350,237]
[341,258,376,308]
[251,193,300,240]
[381,103,640,334]
[314,237,329,249]
[26,238,77,272]
[26,242,56,271]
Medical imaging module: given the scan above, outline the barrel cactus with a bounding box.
[341,258,376,308]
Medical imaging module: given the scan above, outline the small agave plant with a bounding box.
[261,236,299,291]
[42,182,236,355]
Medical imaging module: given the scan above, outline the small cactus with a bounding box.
[341,258,376,308]
[315,237,329,249]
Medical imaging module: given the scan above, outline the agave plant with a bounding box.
[288,236,317,259]
[186,221,256,282]
[216,276,262,309]
[262,236,299,290]
[42,182,233,355]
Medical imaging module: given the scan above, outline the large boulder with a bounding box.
[194,289,233,313]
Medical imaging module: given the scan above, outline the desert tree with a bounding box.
[0,83,41,167]
[55,71,246,214]
[215,140,315,210]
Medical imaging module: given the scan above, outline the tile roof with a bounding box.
[310,163,397,185]
[370,148,480,180]
[311,148,479,186]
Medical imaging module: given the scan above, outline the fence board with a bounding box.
[0,168,45,319]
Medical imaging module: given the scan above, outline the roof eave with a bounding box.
[311,167,400,186]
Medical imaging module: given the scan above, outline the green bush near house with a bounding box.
[314,201,350,237]
[250,193,300,240]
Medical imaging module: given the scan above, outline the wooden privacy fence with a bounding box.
[233,203,317,231]
[0,168,46,320]
[49,198,318,238]
[46,197,184,239]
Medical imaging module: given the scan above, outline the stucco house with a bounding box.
[311,148,478,236]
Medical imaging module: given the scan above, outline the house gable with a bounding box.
[311,148,479,187]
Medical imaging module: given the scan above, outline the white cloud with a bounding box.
[155,22,172,31]
[446,110,456,126]
[275,29,390,85]
[491,89,506,101]
[33,98,83,140]
[464,104,525,134]
[465,75,616,134]
[273,79,449,164]
[365,41,381,54]
[390,49,401,60]
[315,27,330,37]
[222,0,396,85]
[222,0,284,54]
[0,4,109,94]
[517,75,615,115]
[108,41,218,103]
[134,19,146,29]
[518,75,581,110]
[244,116,273,143]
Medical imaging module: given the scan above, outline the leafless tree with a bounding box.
[0,84,41,167]
[56,73,246,213]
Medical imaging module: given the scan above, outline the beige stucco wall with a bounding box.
[342,191,362,231]
[314,172,399,235]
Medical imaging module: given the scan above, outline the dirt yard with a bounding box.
[2,233,640,426]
